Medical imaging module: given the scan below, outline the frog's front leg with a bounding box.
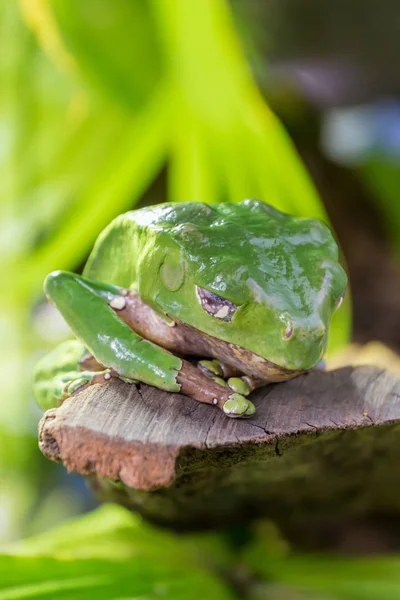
[43,271,182,393]
[42,271,255,418]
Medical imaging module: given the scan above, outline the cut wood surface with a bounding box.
[39,366,400,531]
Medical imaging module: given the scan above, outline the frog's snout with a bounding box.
[284,323,327,346]
[308,324,327,345]
[314,325,327,340]
[309,325,328,356]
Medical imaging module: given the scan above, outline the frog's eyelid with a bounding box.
[195,286,237,322]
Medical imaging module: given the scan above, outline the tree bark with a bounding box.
[39,366,400,532]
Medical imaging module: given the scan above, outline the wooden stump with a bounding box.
[39,366,400,532]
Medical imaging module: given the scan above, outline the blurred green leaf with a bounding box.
[244,525,400,600]
[50,0,163,110]
[0,555,229,599]
[19,87,170,299]
[359,158,400,255]
[1,505,233,599]
[154,0,326,215]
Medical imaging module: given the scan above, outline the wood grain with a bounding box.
[39,366,400,530]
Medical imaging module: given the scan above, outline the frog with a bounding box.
[33,199,347,418]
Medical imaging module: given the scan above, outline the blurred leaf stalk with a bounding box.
[0,0,350,540]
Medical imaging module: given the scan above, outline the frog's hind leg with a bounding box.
[43,271,182,393]
[32,339,114,411]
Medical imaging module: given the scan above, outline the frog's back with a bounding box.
[83,203,214,287]
[83,200,344,317]
[118,199,286,231]
[132,200,344,313]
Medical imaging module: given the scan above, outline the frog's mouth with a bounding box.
[115,291,304,383]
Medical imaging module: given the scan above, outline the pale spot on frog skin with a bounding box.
[210,274,227,292]
[336,293,345,310]
[110,296,127,311]
[214,306,230,320]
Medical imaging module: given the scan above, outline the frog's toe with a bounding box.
[198,359,223,377]
[223,393,255,418]
[213,376,228,388]
[227,377,251,396]
[66,374,93,395]
[243,399,256,416]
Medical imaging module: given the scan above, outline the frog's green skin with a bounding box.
[33,200,347,417]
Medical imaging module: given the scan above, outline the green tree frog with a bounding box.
[33,200,347,418]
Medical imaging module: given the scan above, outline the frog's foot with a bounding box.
[223,394,256,418]
[179,360,256,418]
[197,359,254,397]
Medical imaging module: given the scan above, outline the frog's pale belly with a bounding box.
[116,291,304,383]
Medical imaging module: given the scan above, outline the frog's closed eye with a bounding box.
[160,255,185,291]
[196,286,237,322]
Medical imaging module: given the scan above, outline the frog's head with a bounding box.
[138,200,347,373]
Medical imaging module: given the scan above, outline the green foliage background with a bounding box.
[1,0,397,597]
